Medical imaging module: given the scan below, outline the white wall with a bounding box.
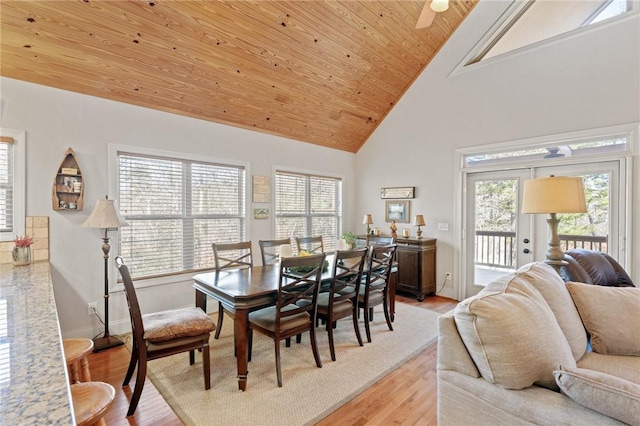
[2,0,639,336]
[0,78,356,337]
[356,1,640,297]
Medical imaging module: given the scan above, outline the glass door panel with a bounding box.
[465,170,532,297]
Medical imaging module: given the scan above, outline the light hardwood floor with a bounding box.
[88,294,458,425]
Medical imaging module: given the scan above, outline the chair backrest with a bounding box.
[562,249,635,287]
[365,244,398,294]
[212,241,253,271]
[355,235,395,249]
[259,238,291,265]
[330,248,368,304]
[277,253,326,325]
[368,236,395,246]
[115,256,146,351]
[295,236,324,255]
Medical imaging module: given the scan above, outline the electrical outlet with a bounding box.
[88,302,98,316]
[445,272,452,280]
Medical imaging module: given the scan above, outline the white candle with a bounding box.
[280,244,292,258]
[402,228,410,238]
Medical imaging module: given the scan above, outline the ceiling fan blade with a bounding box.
[416,0,436,29]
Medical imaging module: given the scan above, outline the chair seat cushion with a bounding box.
[143,307,215,343]
[317,298,353,315]
[358,286,384,304]
[249,305,310,332]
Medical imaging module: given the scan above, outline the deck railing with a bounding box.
[475,231,608,268]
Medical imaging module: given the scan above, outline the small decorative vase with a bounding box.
[12,246,31,266]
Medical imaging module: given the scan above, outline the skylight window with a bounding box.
[469,0,633,64]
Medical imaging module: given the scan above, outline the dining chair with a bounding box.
[259,238,291,265]
[317,248,368,361]
[115,256,216,416]
[368,235,395,246]
[358,244,397,343]
[295,235,324,254]
[247,253,326,387]
[212,241,253,339]
[354,235,394,249]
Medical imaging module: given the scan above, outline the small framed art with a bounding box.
[380,186,415,199]
[385,200,410,223]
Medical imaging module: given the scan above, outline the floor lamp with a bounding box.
[83,196,129,352]
[521,175,587,269]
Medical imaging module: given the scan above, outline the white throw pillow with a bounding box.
[516,262,587,360]
[555,366,640,425]
[454,274,576,390]
[566,282,640,356]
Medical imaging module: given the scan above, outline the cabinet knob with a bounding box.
[523,248,530,254]
[523,238,530,244]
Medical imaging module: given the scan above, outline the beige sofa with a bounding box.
[437,262,640,425]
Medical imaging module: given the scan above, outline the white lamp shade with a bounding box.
[362,214,374,225]
[83,198,129,229]
[413,214,426,226]
[521,176,587,214]
[430,0,449,13]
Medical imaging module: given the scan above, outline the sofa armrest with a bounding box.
[437,310,480,378]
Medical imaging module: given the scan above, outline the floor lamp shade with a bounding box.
[83,198,129,229]
[521,176,587,267]
[83,197,129,352]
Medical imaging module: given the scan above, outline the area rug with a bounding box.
[146,302,440,426]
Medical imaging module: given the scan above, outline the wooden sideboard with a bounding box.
[394,237,437,301]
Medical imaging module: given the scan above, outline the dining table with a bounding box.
[192,253,397,391]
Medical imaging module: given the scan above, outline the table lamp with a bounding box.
[83,195,129,352]
[521,175,587,267]
[363,214,373,235]
[414,214,426,239]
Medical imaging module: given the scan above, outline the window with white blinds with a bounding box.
[0,137,14,235]
[274,171,342,251]
[117,152,245,279]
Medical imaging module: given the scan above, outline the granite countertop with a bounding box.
[0,261,74,425]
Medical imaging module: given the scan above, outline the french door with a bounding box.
[464,161,621,298]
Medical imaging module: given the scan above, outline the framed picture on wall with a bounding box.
[385,200,410,223]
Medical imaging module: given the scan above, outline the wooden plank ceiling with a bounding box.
[1,0,476,152]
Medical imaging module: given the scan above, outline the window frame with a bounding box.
[273,167,343,252]
[108,144,250,287]
[451,0,639,76]
[0,129,26,242]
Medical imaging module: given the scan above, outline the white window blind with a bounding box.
[275,171,342,251]
[118,152,245,279]
[0,137,14,234]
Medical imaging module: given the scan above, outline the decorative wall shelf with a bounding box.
[52,148,84,211]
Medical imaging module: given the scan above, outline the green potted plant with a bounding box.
[341,231,357,249]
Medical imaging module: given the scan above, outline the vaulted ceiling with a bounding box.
[1,1,477,152]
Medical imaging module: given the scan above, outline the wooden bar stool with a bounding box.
[63,338,94,383]
[71,382,115,426]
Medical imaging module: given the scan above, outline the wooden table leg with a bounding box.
[388,270,397,322]
[234,309,250,391]
[195,289,207,312]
